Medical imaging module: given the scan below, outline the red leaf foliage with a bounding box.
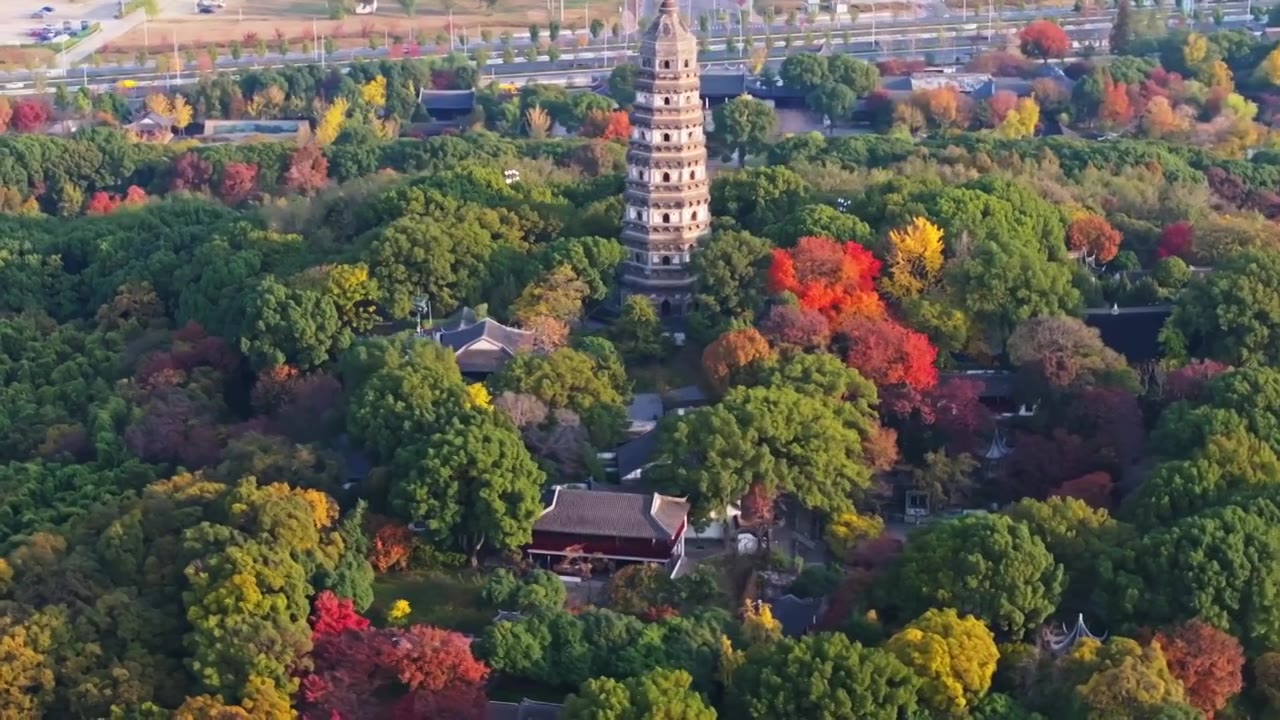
[1019,20,1071,61]
[284,144,329,195]
[834,315,938,394]
[739,481,777,528]
[921,378,994,452]
[310,590,371,639]
[1067,214,1122,263]
[767,236,885,322]
[84,191,121,216]
[1165,359,1230,402]
[1154,621,1245,719]
[169,152,214,193]
[11,99,50,132]
[1099,76,1134,128]
[1051,471,1114,510]
[759,303,831,351]
[1002,428,1092,502]
[580,109,631,140]
[368,514,415,573]
[300,624,489,720]
[218,161,260,205]
[1156,221,1194,260]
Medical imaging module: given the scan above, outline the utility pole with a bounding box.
[312,17,318,61]
[448,9,454,50]
[172,33,179,86]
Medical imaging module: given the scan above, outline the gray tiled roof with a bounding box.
[433,315,533,373]
[535,487,688,539]
[419,88,477,111]
[772,594,821,637]
[616,430,660,479]
[487,699,564,720]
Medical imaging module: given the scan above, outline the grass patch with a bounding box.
[371,569,494,635]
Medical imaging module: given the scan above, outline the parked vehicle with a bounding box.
[80,20,91,31]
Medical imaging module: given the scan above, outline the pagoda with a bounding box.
[619,0,709,317]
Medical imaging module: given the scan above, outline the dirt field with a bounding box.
[111,0,605,51]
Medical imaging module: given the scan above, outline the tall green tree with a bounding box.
[727,633,921,719]
[316,501,376,611]
[826,54,881,95]
[689,229,773,327]
[1160,250,1280,366]
[884,514,1065,637]
[711,95,778,167]
[612,296,665,362]
[649,384,882,521]
[239,276,352,370]
[778,53,830,93]
[807,82,857,130]
[390,409,546,564]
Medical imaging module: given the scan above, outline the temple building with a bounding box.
[619,0,709,317]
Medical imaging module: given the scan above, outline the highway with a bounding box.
[0,2,1258,95]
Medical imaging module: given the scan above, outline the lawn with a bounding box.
[371,569,495,635]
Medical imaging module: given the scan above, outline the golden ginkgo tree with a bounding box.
[882,216,945,300]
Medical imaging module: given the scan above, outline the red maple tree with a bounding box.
[84,191,121,215]
[834,315,938,395]
[1051,471,1114,510]
[300,624,489,720]
[580,109,631,140]
[122,185,148,206]
[169,152,214,193]
[767,236,885,322]
[1165,359,1230,402]
[1154,621,1245,719]
[284,144,329,196]
[922,378,993,452]
[1019,20,1070,62]
[10,99,50,133]
[218,161,260,205]
[759,304,832,351]
[1066,214,1122,263]
[1156,221,1194,260]
[310,590,371,639]
[1099,76,1135,129]
[368,514,415,573]
[986,89,1019,125]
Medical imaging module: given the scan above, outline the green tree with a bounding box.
[711,95,778,166]
[826,54,881,95]
[779,53,830,93]
[1006,497,1133,607]
[946,237,1081,353]
[563,668,716,720]
[608,64,638,107]
[612,296,665,362]
[239,276,351,370]
[316,501,376,611]
[1098,502,1280,653]
[1111,0,1133,56]
[1160,250,1280,366]
[710,166,812,234]
[689,229,773,327]
[345,338,468,463]
[727,632,921,719]
[391,409,545,564]
[489,346,629,446]
[649,384,881,522]
[767,204,872,247]
[885,514,1065,637]
[807,82,857,130]
[369,213,497,318]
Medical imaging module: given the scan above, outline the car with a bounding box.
[198,5,215,12]
[61,20,73,32]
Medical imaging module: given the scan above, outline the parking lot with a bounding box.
[0,1,118,49]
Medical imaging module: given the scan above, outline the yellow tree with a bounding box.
[1257,46,1280,86]
[465,383,493,409]
[886,608,999,717]
[315,97,350,146]
[882,216,945,300]
[824,511,885,560]
[172,95,193,135]
[742,600,783,645]
[996,96,1040,139]
[360,75,388,109]
[1183,32,1208,69]
[1203,59,1234,90]
[145,92,174,117]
